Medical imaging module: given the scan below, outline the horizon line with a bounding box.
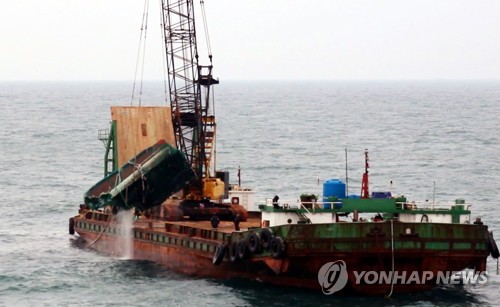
[1,78,499,83]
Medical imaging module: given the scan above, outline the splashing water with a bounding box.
[116,209,135,259]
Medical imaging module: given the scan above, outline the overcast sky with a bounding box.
[1,0,500,81]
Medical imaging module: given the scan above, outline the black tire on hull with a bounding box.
[270,236,285,259]
[69,217,75,235]
[248,232,262,254]
[212,243,226,265]
[260,228,273,251]
[488,231,500,259]
[229,241,239,263]
[237,240,249,259]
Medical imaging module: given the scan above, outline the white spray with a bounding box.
[116,209,134,259]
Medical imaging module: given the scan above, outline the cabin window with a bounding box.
[141,123,147,136]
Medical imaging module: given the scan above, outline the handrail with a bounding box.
[262,198,340,210]
[260,198,469,212]
[397,201,471,211]
[298,200,313,216]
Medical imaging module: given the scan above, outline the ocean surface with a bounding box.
[1,80,499,306]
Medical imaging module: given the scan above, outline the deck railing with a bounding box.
[261,198,470,212]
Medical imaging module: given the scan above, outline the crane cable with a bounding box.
[200,0,212,61]
[200,0,216,175]
[159,0,169,104]
[131,0,151,106]
[130,0,151,183]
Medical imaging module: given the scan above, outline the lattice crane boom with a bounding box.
[161,0,218,199]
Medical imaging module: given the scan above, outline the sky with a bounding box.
[1,0,500,81]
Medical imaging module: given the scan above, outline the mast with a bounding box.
[161,0,218,198]
[361,149,370,199]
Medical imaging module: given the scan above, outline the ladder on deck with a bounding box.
[295,210,311,224]
[202,116,216,176]
[98,124,116,176]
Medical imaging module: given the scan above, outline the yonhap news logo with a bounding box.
[317,260,348,295]
[351,270,488,286]
[318,260,489,295]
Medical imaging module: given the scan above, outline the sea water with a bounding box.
[1,80,499,306]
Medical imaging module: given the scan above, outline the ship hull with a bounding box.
[73,212,491,295]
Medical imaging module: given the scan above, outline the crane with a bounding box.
[85,1,245,220]
[161,0,222,201]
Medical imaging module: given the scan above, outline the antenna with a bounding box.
[238,166,241,186]
[345,147,349,197]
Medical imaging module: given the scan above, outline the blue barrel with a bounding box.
[323,179,346,202]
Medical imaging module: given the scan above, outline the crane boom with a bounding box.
[161,0,218,199]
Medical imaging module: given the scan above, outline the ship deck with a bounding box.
[131,216,262,234]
